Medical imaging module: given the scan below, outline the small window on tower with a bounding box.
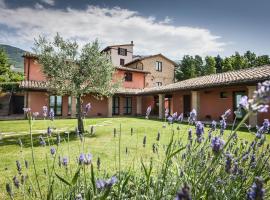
[120,59,125,66]
[220,92,228,98]
[118,48,127,56]
[124,72,132,82]
[156,82,162,86]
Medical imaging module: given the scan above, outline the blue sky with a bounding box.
[0,0,269,59]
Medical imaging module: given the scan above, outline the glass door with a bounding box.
[112,96,120,115]
[233,91,246,119]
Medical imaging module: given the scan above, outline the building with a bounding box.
[0,42,269,127]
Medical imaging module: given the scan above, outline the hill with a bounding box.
[0,44,26,72]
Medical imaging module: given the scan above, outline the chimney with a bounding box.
[131,41,133,45]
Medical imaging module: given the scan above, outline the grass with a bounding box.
[0,117,269,199]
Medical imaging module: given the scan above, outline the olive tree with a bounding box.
[34,34,119,133]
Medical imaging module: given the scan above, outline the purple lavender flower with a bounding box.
[96,179,106,189]
[195,121,204,142]
[262,119,270,132]
[145,106,151,119]
[239,95,249,110]
[188,109,197,124]
[250,81,270,112]
[16,160,22,174]
[257,105,269,113]
[211,120,217,131]
[143,136,146,147]
[42,106,48,117]
[62,157,68,167]
[39,136,46,146]
[211,137,225,154]
[47,127,52,136]
[78,153,85,165]
[85,153,92,165]
[175,183,192,200]
[33,112,39,118]
[177,113,184,122]
[13,176,20,188]
[131,128,133,135]
[23,107,31,113]
[48,108,54,121]
[247,177,265,200]
[50,147,56,156]
[172,112,178,120]
[84,103,91,115]
[167,116,174,124]
[220,119,226,135]
[221,109,231,120]
[225,153,233,174]
[96,176,118,190]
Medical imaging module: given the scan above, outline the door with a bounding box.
[233,91,246,119]
[124,97,132,115]
[112,96,120,115]
[12,95,24,114]
[183,95,191,117]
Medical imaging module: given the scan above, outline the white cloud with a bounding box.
[41,0,55,6]
[0,0,5,8]
[0,5,226,59]
[35,3,44,9]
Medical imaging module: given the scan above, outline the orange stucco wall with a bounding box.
[141,96,155,115]
[27,91,49,113]
[24,57,46,81]
[199,86,247,122]
[82,95,108,117]
[114,70,145,89]
[258,103,270,125]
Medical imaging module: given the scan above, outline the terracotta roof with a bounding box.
[19,65,270,95]
[20,80,48,90]
[115,66,150,73]
[125,53,177,66]
[142,65,270,94]
[19,80,141,95]
[23,52,38,58]
[102,43,134,52]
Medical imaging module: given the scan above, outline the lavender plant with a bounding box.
[4,80,270,199]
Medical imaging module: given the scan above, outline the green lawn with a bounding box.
[0,117,267,199]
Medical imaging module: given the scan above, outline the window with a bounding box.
[120,59,125,66]
[124,97,132,115]
[49,96,62,116]
[124,72,132,82]
[155,61,162,72]
[156,82,162,86]
[118,48,127,56]
[112,96,120,115]
[220,92,228,98]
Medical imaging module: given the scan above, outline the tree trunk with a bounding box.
[77,95,84,133]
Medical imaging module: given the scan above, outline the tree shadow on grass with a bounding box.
[0,131,99,148]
